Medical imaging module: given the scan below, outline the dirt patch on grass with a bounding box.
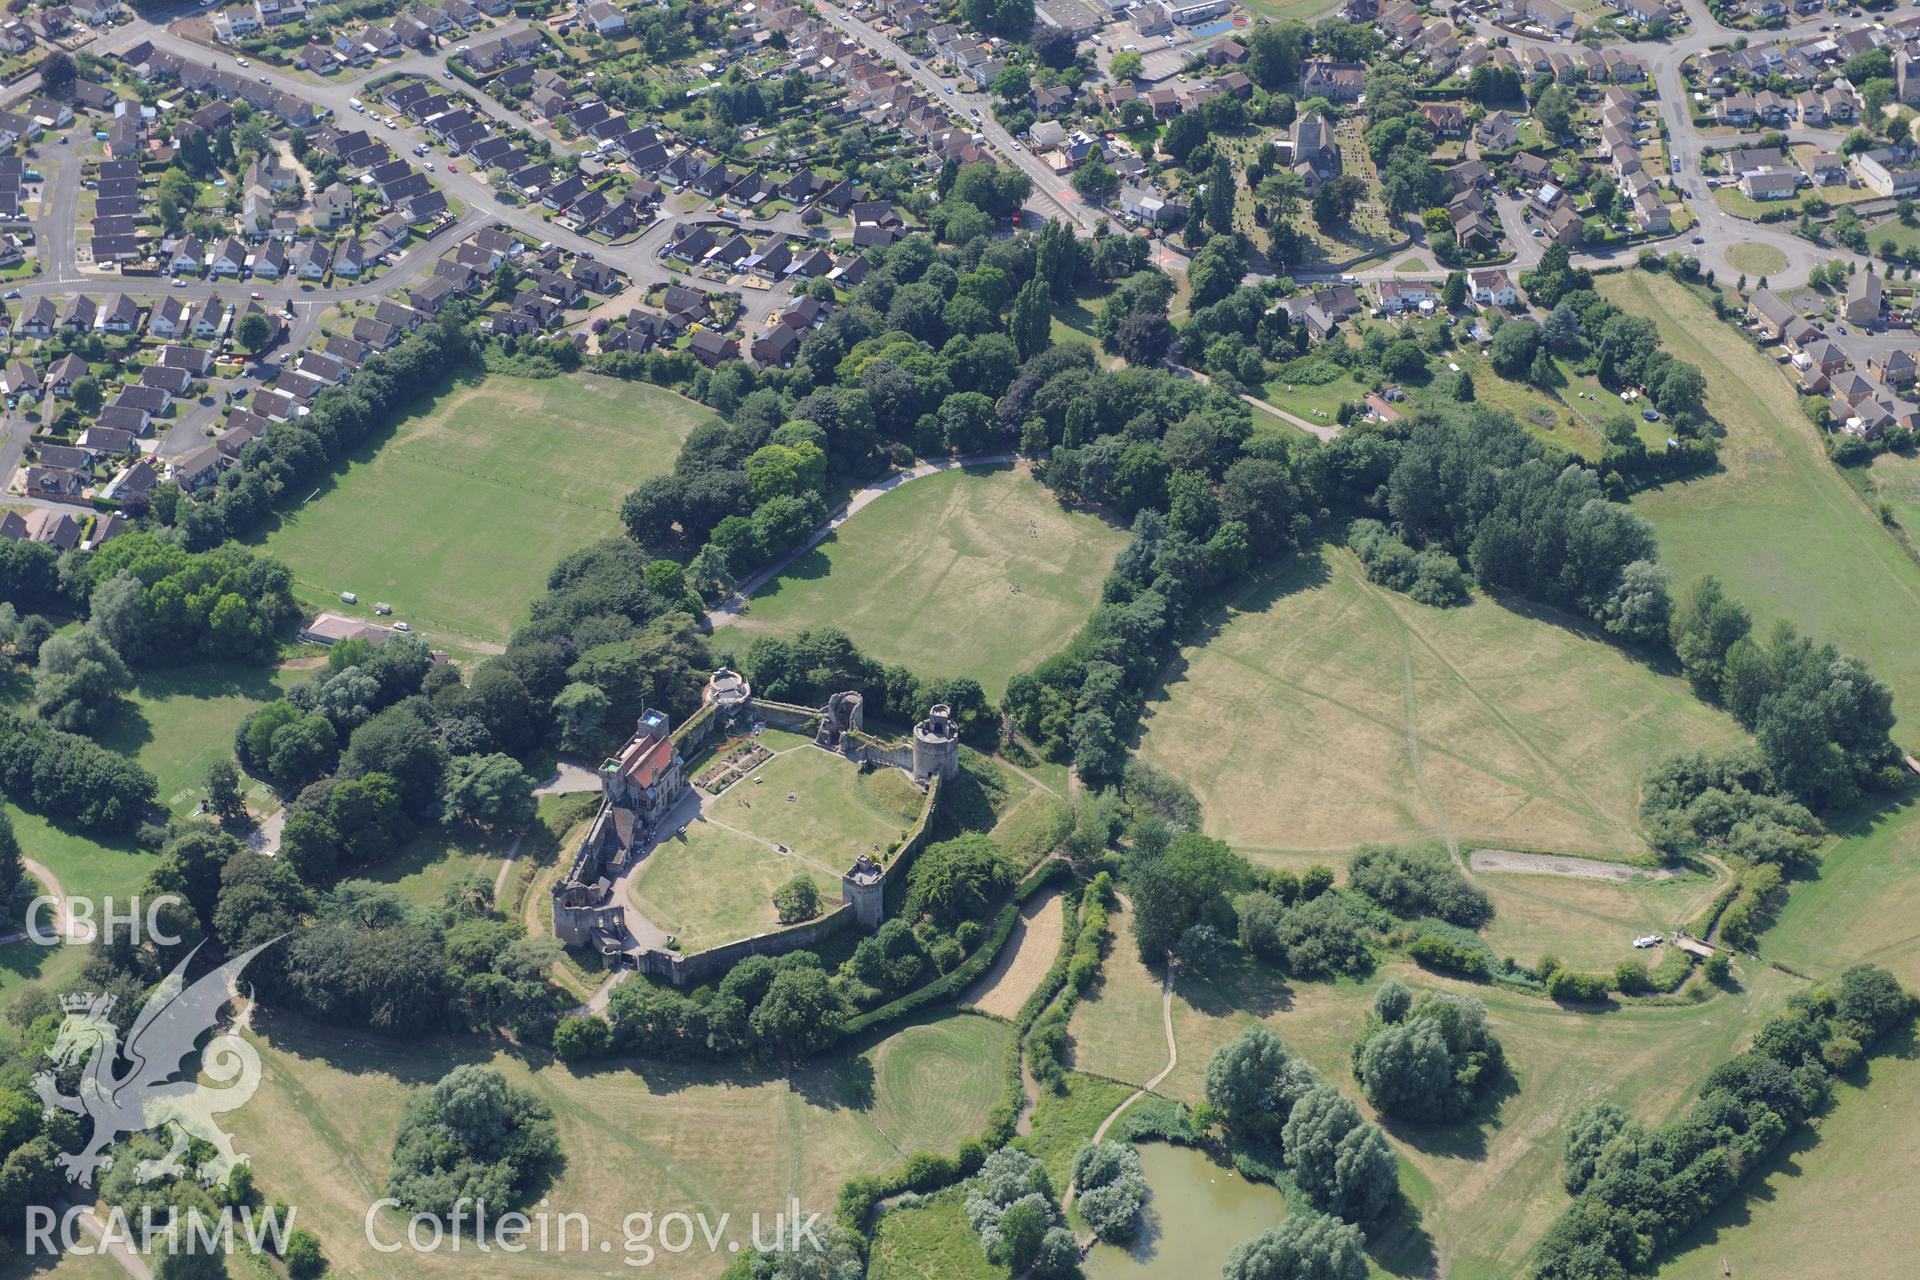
[966,886,1065,1019]
[1471,849,1677,881]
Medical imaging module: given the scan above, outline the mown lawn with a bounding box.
[359,826,516,910]
[740,465,1128,701]
[255,372,710,650]
[94,660,305,816]
[627,816,844,952]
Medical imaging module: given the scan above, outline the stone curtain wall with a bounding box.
[639,763,944,986]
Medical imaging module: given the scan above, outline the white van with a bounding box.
[349,98,364,112]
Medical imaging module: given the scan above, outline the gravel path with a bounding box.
[1470,849,1678,882]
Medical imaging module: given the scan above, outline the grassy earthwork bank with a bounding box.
[1135,547,1745,861]
[254,371,712,652]
[226,1010,1010,1280]
[736,464,1130,701]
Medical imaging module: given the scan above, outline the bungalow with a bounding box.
[0,360,36,396]
[77,426,136,458]
[14,297,53,339]
[58,296,97,333]
[117,385,172,417]
[147,295,190,338]
[252,238,288,280]
[45,353,88,397]
[294,240,332,281]
[94,294,140,334]
[168,236,206,276]
[1740,169,1799,202]
[210,237,249,276]
[172,445,226,493]
[158,344,212,375]
[141,364,194,396]
[95,405,150,437]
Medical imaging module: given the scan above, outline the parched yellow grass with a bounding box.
[964,886,1066,1019]
[227,1012,1006,1280]
[1477,870,1725,971]
[1069,930,1793,1280]
[627,818,843,953]
[1137,550,1746,859]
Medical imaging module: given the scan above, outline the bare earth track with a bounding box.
[1470,849,1679,882]
[965,886,1066,1019]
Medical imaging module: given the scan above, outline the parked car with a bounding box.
[393,621,412,632]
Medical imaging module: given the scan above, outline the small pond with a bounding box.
[1081,1143,1287,1280]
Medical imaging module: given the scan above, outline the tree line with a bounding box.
[1534,965,1913,1279]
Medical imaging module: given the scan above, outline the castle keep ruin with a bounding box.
[552,670,951,978]
[551,707,690,955]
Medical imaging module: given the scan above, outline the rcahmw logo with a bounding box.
[32,937,281,1190]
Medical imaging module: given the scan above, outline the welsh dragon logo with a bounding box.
[33,939,280,1188]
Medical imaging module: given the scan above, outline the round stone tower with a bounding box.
[911,704,960,784]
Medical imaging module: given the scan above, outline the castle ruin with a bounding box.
[911,703,961,784]
[553,671,955,975]
[551,707,689,954]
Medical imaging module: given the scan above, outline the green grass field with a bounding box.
[1069,905,1795,1279]
[223,1010,1007,1280]
[7,805,155,906]
[256,372,711,650]
[864,1014,1012,1157]
[713,747,922,860]
[1650,1031,1920,1280]
[361,826,515,909]
[95,660,304,816]
[1725,243,1788,276]
[1606,272,1920,725]
[628,817,844,952]
[739,464,1128,700]
[868,1187,1000,1280]
[1136,549,1746,859]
